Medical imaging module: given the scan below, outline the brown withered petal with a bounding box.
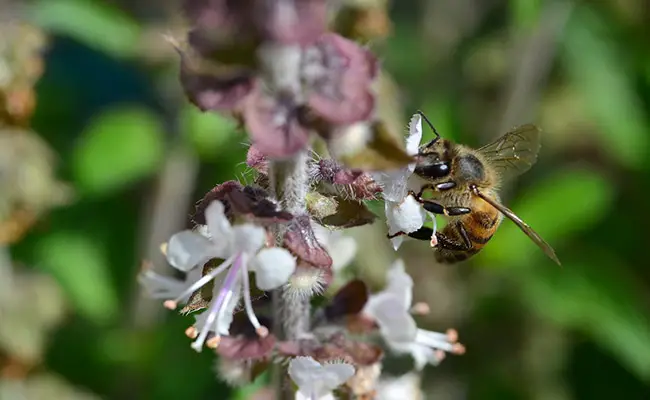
[246,145,268,174]
[193,181,292,225]
[216,315,275,360]
[305,33,377,125]
[279,335,383,366]
[314,159,362,185]
[263,0,328,45]
[179,52,255,112]
[324,279,369,321]
[244,88,311,159]
[320,197,376,229]
[345,174,382,200]
[283,215,332,268]
[217,335,276,360]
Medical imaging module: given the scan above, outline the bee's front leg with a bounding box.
[387,227,434,241]
[408,190,471,216]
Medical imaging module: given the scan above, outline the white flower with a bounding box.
[288,357,355,400]
[146,200,296,352]
[312,222,357,272]
[363,259,464,370]
[375,373,424,400]
[372,113,435,250]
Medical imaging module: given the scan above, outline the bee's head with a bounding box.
[413,110,452,180]
[414,140,452,180]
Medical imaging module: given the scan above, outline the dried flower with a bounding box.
[363,260,465,370]
[155,200,296,352]
[288,356,355,400]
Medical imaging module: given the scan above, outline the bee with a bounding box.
[389,111,560,265]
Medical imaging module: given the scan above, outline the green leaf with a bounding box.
[561,7,648,169]
[181,105,238,159]
[29,0,141,59]
[34,232,118,324]
[481,168,614,267]
[517,258,650,381]
[73,106,165,195]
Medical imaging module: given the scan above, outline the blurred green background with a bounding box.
[1,0,650,399]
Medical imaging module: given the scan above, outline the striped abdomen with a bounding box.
[434,196,502,263]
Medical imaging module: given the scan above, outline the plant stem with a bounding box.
[269,150,310,399]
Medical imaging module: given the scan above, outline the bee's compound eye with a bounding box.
[415,161,451,179]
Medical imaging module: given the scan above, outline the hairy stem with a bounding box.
[269,150,311,338]
[269,150,310,398]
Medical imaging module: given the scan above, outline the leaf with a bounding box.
[481,168,614,267]
[517,258,650,381]
[34,232,118,324]
[561,7,648,169]
[73,106,165,195]
[320,198,377,229]
[329,121,413,171]
[29,0,141,59]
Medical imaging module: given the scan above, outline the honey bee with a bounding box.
[389,111,560,265]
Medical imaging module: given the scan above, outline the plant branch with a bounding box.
[269,150,311,399]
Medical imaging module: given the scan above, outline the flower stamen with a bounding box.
[163,255,235,310]
[239,254,267,335]
[415,328,465,355]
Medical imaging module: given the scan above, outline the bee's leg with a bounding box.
[386,227,433,241]
[436,232,472,251]
[435,181,457,191]
[408,191,471,216]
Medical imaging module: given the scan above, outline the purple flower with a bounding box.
[302,33,378,125]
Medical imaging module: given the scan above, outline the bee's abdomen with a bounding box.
[434,210,500,264]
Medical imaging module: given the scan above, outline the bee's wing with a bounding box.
[472,187,561,265]
[477,124,541,181]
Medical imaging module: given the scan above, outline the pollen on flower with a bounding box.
[283,265,326,300]
[163,300,178,310]
[185,326,198,339]
[410,302,430,315]
[159,242,168,256]
[256,326,269,338]
[207,336,222,349]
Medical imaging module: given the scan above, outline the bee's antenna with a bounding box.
[416,110,440,143]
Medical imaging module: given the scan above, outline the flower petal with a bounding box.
[304,33,377,125]
[166,230,216,271]
[288,356,323,389]
[364,294,417,344]
[385,196,426,250]
[216,281,241,336]
[330,236,357,272]
[383,259,413,309]
[251,248,296,290]
[244,88,310,159]
[205,200,234,252]
[405,113,423,157]
[387,342,437,371]
[232,223,266,254]
[319,362,356,394]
